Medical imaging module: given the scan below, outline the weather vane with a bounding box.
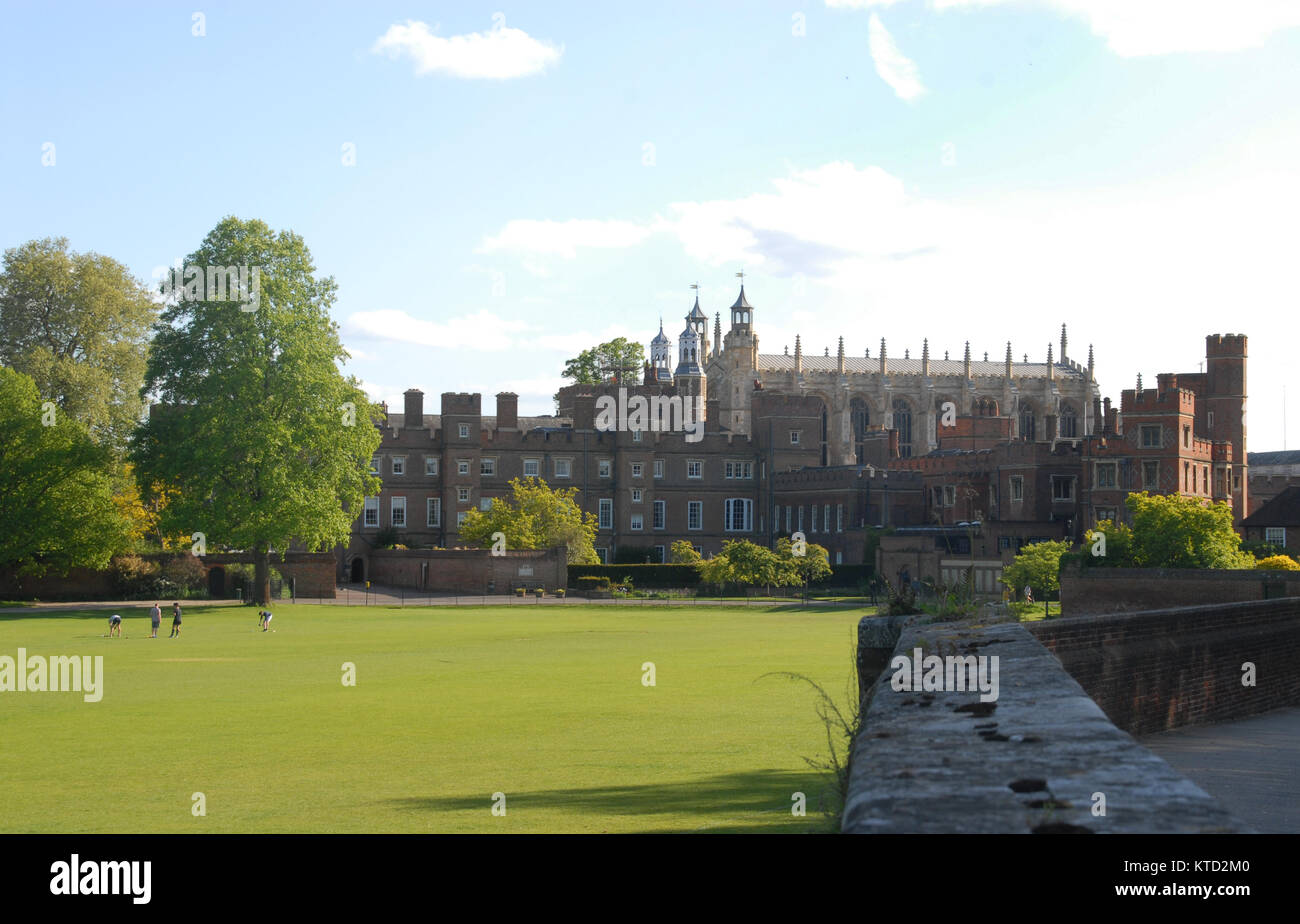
[736,269,745,285]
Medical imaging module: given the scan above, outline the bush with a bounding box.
[574,576,611,593]
[109,554,160,597]
[374,527,401,549]
[568,564,701,588]
[1253,554,1300,571]
[160,555,207,591]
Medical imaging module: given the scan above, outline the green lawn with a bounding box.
[0,603,862,833]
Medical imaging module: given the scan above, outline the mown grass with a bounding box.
[0,603,862,833]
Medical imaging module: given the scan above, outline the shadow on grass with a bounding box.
[382,768,841,832]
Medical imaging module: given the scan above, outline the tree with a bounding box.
[459,477,599,564]
[0,367,130,575]
[0,237,158,454]
[561,337,645,385]
[1123,492,1252,569]
[1000,539,1072,616]
[1083,518,1134,567]
[669,539,702,565]
[698,539,784,595]
[131,217,381,604]
[775,537,832,592]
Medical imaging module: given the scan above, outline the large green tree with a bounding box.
[0,367,129,575]
[1085,493,1251,569]
[0,237,157,453]
[131,217,381,604]
[561,337,646,385]
[1000,539,1072,616]
[459,477,599,565]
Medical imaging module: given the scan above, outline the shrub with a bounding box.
[160,555,207,591]
[109,554,160,597]
[567,564,701,588]
[1254,554,1300,571]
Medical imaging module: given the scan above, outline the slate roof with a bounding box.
[1242,485,1300,527]
[756,354,1090,379]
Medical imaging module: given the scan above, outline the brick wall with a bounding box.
[368,547,567,593]
[1060,563,1300,615]
[1030,598,1300,735]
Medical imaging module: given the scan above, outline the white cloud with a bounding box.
[868,13,926,101]
[835,0,1300,57]
[343,309,532,351]
[372,20,562,79]
[478,218,657,259]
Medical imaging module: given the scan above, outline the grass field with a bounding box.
[0,603,863,833]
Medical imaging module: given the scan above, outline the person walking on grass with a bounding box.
[108,613,122,638]
[149,603,161,638]
[169,602,183,638]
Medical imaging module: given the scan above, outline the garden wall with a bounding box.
[1059,561,1300,615]
[368,547,566,594]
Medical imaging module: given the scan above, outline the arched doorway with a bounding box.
[208,566,226,598]
[350,557,365,583]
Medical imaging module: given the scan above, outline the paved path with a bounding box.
[1140,706,1300,834]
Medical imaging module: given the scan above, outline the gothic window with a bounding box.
[851,398,870,464]
[1060,404,1078,439]
[892,400,913,458]
[1019,406,1036,441]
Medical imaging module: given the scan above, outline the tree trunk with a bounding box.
[254,544,271,606]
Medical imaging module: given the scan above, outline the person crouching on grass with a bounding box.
[169,602,182,638]
[258,609,272,632]
[108,613,122,637]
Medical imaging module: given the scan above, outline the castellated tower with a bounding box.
[710,286,759,434]
[1205,333,1248,520]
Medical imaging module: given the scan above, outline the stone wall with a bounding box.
[1030,598,1300,735]
[1060,562,1300,615]
[367,547,567,593]
[844,616,1245,833]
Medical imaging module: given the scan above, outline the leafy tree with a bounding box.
[669,539,702,565]
[459,477,598,564]
[1123,492,1252,569]
[775,536,832,590]
[1000,539,1072,616]
[131,217,381,604]
[0,366,130,575]
[1083,518,1135,567]
[698,539,784,594]
[0,237,157,453]
[561,337,645,385]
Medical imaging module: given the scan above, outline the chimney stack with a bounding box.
[496,392,518,430]
[403,389,424,429]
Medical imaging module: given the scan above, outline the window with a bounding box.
[523,458,539,477]
[392,456,405,475]
[599,459,612,478]
[457,511,468,527]
[811,505,818,532]
[687,501,703,530]
[390,497,406,527]
[427,497,441,527]
[725,498,753,532]
[652,545,665,564]
[1207,411,1215,429]
[598,499,613,530]
[1094,507,1117,523]
[692,545,703,557]
[1142,461,1159,489]
[457,487,470,503]
[798,506,804,531]
[364,496,379,527]
[653,460,664,479]
[893,400,913,457]
[1051,476,1075,501]
[595,547,609,564]
[457,459,470,476]
[1265,527,1287,547]
[630,514,644,531]
[1183,426,1191,449]
[480,458,496,476]
[1096,463,1117,488]
[653,500,666,530]
[480,498,492,511]
[836,504,843,532]
[1141,425,1161,448]
[785,506,792,533]
[687,460,702,479]
[458,423,470,439]
[942,486,955,508]
[425,456,439,476]
[998,537,1013,551]
[1019,408,1035,442]
[835,550,843,565]
[631,462,643,478]
[632,429,642,442]
[790,430,801,445]
[555,459,571,478]
[725,461,753,479]
[631,488,643,503]
[1010,476,1024,502]
[369,456,380,475]
[824,504,831,528]
[932,486,944,508]
[1060,406,1078,439]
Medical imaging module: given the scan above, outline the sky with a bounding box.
[3,0,1299,450]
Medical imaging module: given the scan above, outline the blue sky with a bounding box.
[3,0,1299,449]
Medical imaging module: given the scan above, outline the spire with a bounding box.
[880,337,887,375]
[794,334,803,375]
[1087,343,1094,383]
[921,338,930,376]
[837,335,845,373]
[1136,372,1143,398]
[713,312,722,359]
[1060,323,1068,363]
[1005,341,1013,378]
[964,341,971,378]
[1047,343,1054,380]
